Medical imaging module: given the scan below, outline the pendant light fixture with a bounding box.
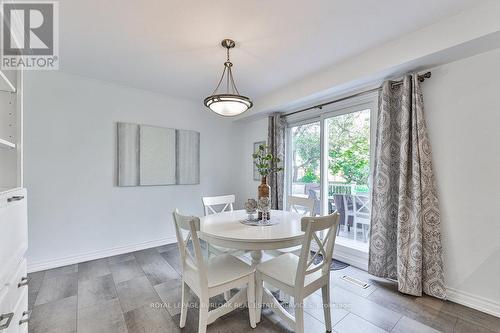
[204,39,253,117]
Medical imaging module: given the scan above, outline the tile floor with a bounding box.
[28,244,500,333]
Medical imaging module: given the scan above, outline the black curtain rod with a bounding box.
[285,71,431,117]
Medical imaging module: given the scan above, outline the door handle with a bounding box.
[7,196,24,203]
[0,313,13,330]
[19,310,31,325]
[18,276,28,288]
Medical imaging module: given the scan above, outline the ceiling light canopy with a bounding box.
[204,39,253,117]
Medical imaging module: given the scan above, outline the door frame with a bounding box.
[285,92,378,269]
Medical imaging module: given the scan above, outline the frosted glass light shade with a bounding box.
[204,94,253,117]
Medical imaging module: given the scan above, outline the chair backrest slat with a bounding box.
[172,209,207,286]
[287,196,315,217]
[307,189,320,216]
[353,194,370,218]
[202,195,235,216]
[295,213,340,289]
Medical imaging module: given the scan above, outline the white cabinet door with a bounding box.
[0,188,27,333]
[0,189,27,286]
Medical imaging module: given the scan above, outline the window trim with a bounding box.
[284,92,378,268]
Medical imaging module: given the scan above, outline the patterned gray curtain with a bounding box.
[268,113,286,210]
[368,75,446,299]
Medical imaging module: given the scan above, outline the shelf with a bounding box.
[0,69,16,93]
[0,138,16,149]
[0,186,21,194]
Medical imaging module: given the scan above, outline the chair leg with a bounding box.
[294,299,304,333]
[224,290,231,301]
[279,290,290,304]
[180,282,189,328]
[198,297,209,333]
[207,245,211,259]
[247,276,257,328]
[322,284,332,332]
[255,272,263,323]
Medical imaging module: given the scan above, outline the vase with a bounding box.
[258,176,271,219]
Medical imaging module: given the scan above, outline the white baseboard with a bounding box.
[446,286,500,318]
[27,236,177,273]
[333,246,500,318]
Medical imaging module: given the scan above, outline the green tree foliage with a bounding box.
[291,111,370,185]
[291,124,320,182]
[300,169,320,183]
[328,111,370,185]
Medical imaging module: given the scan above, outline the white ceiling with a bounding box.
[60,0,486,101]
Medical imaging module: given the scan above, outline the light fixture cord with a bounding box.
[226,46,239,95]
[228,67,240,95]
[211,66,227,95]
[211,43,240,95]
[226,61,230,93]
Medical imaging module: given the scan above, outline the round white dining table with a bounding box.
[199,209,304,266]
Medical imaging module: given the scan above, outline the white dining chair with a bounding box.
[270,196,315,257]
[343,194,371,242]
[352,194,371,242]
[172,209,256,333]
[202,195,241,256]
[255,213,340,333]
[202,194,235,215]
[269,196,315,303]
[202,194,243,301]
[201,194,238,256]
[287,196,315,217]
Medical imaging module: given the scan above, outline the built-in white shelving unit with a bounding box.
[0,68,21,191]
[0,67,28,333]
[0,24,28,330]
[0,68,16,93]
[0,137,15,149]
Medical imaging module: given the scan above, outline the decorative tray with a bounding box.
[240,218,279,226]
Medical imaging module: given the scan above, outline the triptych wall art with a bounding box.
[117,122,200,186]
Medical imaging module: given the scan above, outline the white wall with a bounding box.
[232,117,268,208]
[24,71,239,271]
[423,48,500,315]
[249,0,500,117]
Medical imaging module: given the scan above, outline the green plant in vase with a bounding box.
[252,144,283,219]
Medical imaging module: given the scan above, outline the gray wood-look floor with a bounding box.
[28,244,500,333]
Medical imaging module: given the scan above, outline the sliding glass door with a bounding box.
[325,109,371,252]
[286,94,377,262]
[289,121,321,216]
